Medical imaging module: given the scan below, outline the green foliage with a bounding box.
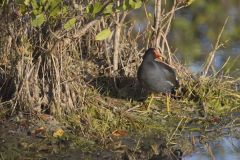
[86,0,143,17]
[128,0,142,9]
[17,0,68,27]
[86,2,102,16]
[95,28,112,41]
[64,18,76,31]
[118,0,142,11]
[31,13,45,27]
[187,0,195,6]
[14,0,143,28]
[92,2,102,15]
[103,3,113,14]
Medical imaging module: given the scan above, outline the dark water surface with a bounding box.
[184,136,240,160]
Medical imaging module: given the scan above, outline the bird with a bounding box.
[137,48,179,113]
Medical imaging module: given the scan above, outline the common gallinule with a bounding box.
[137,48,179,112]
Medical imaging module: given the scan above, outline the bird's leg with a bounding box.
[166,93,170,114]
[147,93,154,111]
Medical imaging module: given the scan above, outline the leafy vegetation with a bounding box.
[0,0,240,159]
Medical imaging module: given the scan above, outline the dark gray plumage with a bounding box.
[137,48,179,94]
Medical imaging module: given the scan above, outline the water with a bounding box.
[184,136,240,160]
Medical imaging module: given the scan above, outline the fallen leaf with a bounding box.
[112,130,128,137]
[34,126,46,135]
[38,114,52,121]
[151,143,159,155]
[53,128,64,138]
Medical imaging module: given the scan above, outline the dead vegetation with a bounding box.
[0,0,191,116]
[0,0,240,159]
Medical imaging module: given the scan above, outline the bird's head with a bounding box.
[143,48,163,62]
[152,48,163,61]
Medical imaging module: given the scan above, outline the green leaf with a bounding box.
[86,4,92,13]
[49,0,61,8]
[46,0,61,12]
[117,0,142,11]
[129,0,135,8]
[122,1,128,11]
[31,13,45,27]
[187,0,195,5]
[31,0,38,9]
[95,28,112,41]
[64,18,76,31]
[129,0,142,9]
[50,6,61,17]
[148,12,152,18]
[92,2,102,15]
[20,5,27,14]
[85,2,102,16]
[24,0,30,6]
[40,0,47,5]
[103,3,113,14]
[31,0,40,16]
[61,6,68,15]
[133,0,142,9]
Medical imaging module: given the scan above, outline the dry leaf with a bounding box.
[38,114,52,121]
[34,126,45,135]
[112,130,128,137]
[151,143,159,155]
[53,128,64,138]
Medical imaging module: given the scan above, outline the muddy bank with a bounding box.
[0,115,183,160]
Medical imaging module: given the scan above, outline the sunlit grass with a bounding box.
[0,1,240,159]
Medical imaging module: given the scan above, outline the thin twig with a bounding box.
[161,0,177,64]
[73,19,100,39]
[203,17,229,76]
[167,118,186,145]
[213,56,230,77]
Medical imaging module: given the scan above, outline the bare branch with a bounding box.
[152,0,162,48]
[113,4,127,72]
